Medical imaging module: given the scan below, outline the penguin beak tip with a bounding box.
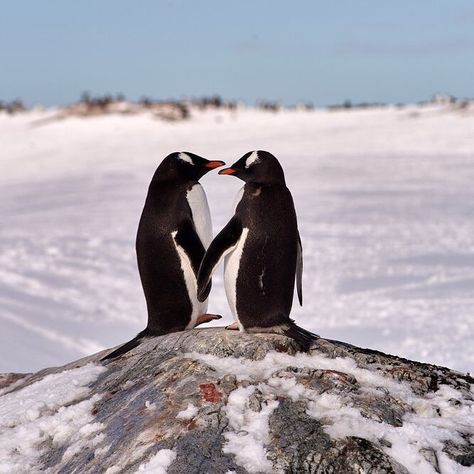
[218,168,236,175]
[205,160,225,169]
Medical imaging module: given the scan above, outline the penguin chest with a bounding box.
[186,184,212,249]
[171,231,208,328]
[224,227,249,329]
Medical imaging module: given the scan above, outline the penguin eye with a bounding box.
[178,153,194,165]
[245,151,259,169]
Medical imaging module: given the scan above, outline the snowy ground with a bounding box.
[1,105,473,373]
[0,364,106,473]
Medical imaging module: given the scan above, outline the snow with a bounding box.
[222,385,278,473]
[0,104,473,373]
[190,350,474,474]
[136,449,176,473]
[145,400,156,410]
[176,402,199,420]
[0,363,106,473]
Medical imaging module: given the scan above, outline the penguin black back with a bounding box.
[102,152,224,361]
[198,151,316,351]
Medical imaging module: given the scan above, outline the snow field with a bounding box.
[0,104,473,372]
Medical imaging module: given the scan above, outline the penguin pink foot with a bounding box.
[195,313,222,327]
[225,322,239,330]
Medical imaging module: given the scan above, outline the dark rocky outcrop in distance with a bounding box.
[1,328,472,473]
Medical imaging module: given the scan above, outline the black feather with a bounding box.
[283,322,318,352]
[100,330,148,362]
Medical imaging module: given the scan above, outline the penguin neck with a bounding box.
[152,175,199,188]
[245,176,286,187]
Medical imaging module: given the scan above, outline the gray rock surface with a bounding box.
[1,328,472,473]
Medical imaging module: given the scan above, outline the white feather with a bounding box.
[178,152,194,164]
[245,151,259,169]
[233,186,245,212]
[171,231,208,329]
[186,184,212,248]
[224,227,249,330]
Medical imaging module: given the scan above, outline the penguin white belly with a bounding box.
[232,186,245,212]
[171,231,208,329]
[224,227,249,331]
[187,184,212,249]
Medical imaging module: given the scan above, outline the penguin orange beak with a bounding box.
[218,168,236,175]
[205,160,225,169]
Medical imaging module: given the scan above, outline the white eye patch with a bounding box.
[245,151,259,168]
[178,152,194,165]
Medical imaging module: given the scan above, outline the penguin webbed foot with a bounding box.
[195,313,222,327]
[225,322,239,331]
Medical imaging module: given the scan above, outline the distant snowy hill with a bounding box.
[0,104,473,373]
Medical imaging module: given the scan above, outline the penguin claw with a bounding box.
[195,313,222,327]
[225,322,239,331]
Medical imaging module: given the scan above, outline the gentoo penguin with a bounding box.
[197,150,317,351]
[102,152,224,361]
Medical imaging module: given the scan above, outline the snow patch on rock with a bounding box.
[190,351,474,474]
[0,363,105,473]
[176,403,198,420]
[136,449,177,473]
[223,385,278,474]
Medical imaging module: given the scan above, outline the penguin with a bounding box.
[102,152,225,361]
[197,150,317,351]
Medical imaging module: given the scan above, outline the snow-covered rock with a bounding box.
[1,328,472,473]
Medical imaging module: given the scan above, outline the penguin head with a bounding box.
[153,152,225,182]
[218,150,285,184]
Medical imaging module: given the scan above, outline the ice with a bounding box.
[0,105,473,373]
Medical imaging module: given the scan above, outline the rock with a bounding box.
[0,328,472,473]
[0,372,29,392]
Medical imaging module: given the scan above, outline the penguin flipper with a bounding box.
[197,216,243,302]
[175,220,207,274]
[175,219,212,299]
[199,278,212,301]
[296,231,303,306]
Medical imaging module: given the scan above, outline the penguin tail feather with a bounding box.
[283,322,319,352]
[100,329,148,362]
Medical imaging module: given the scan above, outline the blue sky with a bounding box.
[1,1,473,106]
